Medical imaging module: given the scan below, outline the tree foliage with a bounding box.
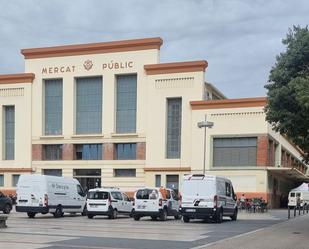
[265,26,309,163]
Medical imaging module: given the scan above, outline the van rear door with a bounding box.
[87,191,109,212]
[17,179,46,207]
[135,189,160,212]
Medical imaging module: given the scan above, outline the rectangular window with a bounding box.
[43,145,62,160]
[166,175,179,192]
[75,144,102,160]
[155,175,161,188]
[114,169,136,177]
[44,79,63,135]
[166,98,182,158]
[0,175,3,187]
[213,137,257,167]
[76,77,102,134]
[116,74,137,133]
[4,106,15,160]
[12,174,20,187]
[116,143,136,160]
[43,169,62,176]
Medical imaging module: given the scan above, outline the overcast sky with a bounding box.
[0,0,308,98]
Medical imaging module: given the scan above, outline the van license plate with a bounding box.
[137,205,146,209]
[186,209,196,212]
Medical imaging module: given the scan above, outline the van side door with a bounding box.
[122,193,132,213]
[76,184,86,210]
[111,191,123,212]
[225,182,234,215]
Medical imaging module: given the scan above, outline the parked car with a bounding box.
[133,187,181,221]
[180,174,238,223]
[0,193,12,214]
[86,188,133,219]
[16,175,87,218]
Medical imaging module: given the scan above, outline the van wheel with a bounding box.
[27,212,36,218]
[111,209,118,219]
[159,209,167,221]
[215,209,223,223]
[53,206,64,218]
[183,216,190,223]
[133,215,140,221]
[230,208,238,221]
[87,214,94,219]
[151,216,157,221]
[3,204,11,214]
[174,214,182,220]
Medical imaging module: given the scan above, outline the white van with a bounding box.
[133,187,181,221]
[288,183,309,207]
[181,174,237,223]
[87,188,133,219]
[16,175,87,218]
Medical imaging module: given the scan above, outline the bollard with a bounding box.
[307,204,309,214]
[303,205,305,215]
[294,206,296,217]
[288,206,290,219]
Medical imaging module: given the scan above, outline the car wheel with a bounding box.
[159,209,167,221]
[87,214,94,219]
[151,216,157,221]
[230,208,238,221]
[133,215,140,221]
[183,216,190,223]
[111,209,118,219]
[3,204,12,214]
[53,206,63,218]
[215,209,223,223]
[27,212,36,218]
[174,214,182,220]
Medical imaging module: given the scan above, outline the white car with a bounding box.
[181,174,238,223]
[133,187,181,221]
[87,188,133,219]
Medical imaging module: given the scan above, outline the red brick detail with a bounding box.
[236,192,268,202]
[257,135,268,166]
[62,144,74,160]
[32,144,43,161]
[1,189,17,195]
[136,142,146,160]
[103,143,114,160]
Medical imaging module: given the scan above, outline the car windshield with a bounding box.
[87,191,109,200]
[136,189,158,200]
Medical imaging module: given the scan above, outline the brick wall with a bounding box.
[103,143,114,160]
[257,135,268,166]
[136,142,146,160]
[62,144,74,160]
[32,144,43,161]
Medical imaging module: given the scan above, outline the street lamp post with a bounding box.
[197,115,214,174]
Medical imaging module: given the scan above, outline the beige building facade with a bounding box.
[0,37,307,207]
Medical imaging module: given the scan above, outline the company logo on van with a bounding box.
[51,183,69,191]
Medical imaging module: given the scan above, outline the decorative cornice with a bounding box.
[144,60,208,75]
[0,168,32,173]
[21,37,163,59]
[0,73,35,84]
[144,167,191,172]
[190,97,267,110]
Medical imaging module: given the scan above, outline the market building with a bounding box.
[0,37,308,207]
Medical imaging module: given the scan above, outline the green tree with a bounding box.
[265,26,309,163]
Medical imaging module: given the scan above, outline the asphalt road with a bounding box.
[0,209,296,249]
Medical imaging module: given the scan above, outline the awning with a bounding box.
[267,167,309,182]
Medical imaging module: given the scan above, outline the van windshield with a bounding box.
[88,191,109,200]
[296,193,301,197]
[136,189,158,199]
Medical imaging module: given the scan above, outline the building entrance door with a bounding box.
[73,169,101,192]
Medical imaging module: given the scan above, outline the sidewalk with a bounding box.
[203,212,309,249]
